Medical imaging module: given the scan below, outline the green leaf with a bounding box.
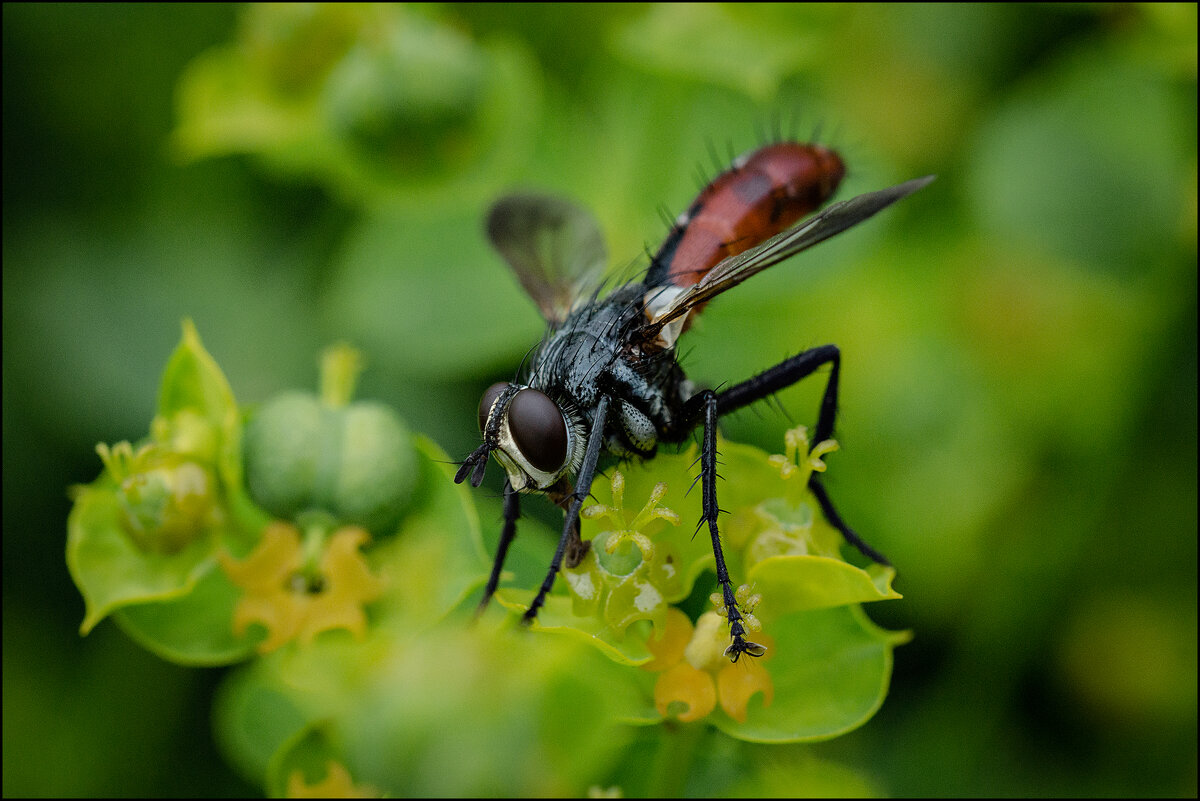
[157,319,238,424]
[495,590,655,666]
[713,605,910,743]
[729,746,882,797]
[173,4,541,209]
[213,656,312,788]
[609,4,835,99]
[749,557,901,617]
[112,559,259,665]
[158,320,250,518]
[156,319,267,543]
[67,485,218,634]
[266,723,350,798]
[217,624,638,797]
[67,321,250,636]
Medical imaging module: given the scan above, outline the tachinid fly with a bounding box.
[456,141,934,661]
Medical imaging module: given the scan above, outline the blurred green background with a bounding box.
[3,3,1195,797]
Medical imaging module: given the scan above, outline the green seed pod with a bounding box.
[242,391,418,536]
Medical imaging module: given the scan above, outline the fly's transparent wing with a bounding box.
[643,176,936,334]
[487,193,609,325]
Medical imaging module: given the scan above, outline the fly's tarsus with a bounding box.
[725,637,768,662]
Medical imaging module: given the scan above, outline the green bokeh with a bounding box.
[4,3,1195,797]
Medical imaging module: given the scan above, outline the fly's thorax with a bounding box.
[478,382,584,492]
[481,284,693,482]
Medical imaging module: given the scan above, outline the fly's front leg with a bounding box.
[523,395,610,625]
[476,480,521,617]
[716,344,890,566]
[546,483,590,569]
[694,389,768,662]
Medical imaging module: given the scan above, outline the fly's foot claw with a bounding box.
[724,636,768,662]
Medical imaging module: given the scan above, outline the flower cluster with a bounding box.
[67,319,907,798]
[542,425,903,732]
[739,425,846,566]
[94,439,221,555]
[562,470,685,637]
[219,521,385,653]
[643,606,775,723]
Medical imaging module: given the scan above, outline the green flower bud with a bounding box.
[98,442,220,554]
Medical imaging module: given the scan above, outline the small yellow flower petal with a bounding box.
[220,523,384,652]
[642,607,693,672]
[220,523,307,649]
[610,470,626,506]
[769,426,840,485]
[654,662,717,723]
[604,529,654,561]
[219,521,303,591]
[298,527,385,645]
[767,453,797,480]
[232,592,306,652]
[717,657,775,723]
[286,760,377,798]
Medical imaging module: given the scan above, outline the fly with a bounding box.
[456,141,934,661]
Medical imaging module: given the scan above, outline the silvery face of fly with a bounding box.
[476,382,583,492]
[455,141,934,662]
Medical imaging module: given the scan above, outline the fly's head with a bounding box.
[455,382,582,492]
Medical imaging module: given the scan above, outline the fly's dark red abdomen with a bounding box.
[648,142,846,290]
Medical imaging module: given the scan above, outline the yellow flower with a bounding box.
[287,761,378,798]
[565,470,684,635]
[219,521,385,652]
[767,425,839,482]
[743,426,845,564]
[642,607,775,724]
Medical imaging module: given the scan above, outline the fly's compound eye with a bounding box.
[478,382,510,433]
[507,388,568,474]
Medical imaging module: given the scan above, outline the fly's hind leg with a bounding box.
[692,389,768,662]
[716,344,890,566]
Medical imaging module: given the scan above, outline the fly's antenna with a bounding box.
[454,443,491,487]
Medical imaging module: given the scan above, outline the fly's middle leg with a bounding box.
[475,480,521,618]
